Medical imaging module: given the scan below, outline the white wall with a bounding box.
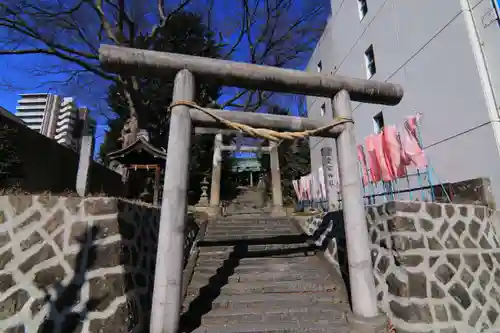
[308,0,500,204]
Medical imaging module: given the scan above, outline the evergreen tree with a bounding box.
[99,11,235,204]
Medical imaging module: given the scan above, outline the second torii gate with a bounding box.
[196,128,283,216]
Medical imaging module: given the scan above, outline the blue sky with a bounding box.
[0,0,327,159]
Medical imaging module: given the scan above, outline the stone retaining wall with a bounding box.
[0,113,125,196]
[300,201,500,333]
[0,195,201,333]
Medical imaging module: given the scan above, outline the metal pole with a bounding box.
[209,133,223,214]
[333,90,378,318]
[150,69,194,333]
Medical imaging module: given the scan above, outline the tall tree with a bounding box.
[0,0,329,127]
[100,10,220,161]
[100,11,232,204]
[259,105,310,205]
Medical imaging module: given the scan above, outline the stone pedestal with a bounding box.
[206,205,221,217]
[347,313,388,333]
[271,205,286,217]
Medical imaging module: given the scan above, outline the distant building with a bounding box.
[15,93,94,151]
[16,93,61,135]
[54,97,79,147]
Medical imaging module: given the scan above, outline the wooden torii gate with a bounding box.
[195,127,282,215]
[99,44,403,333]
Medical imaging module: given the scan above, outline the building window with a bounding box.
[373,111,385,133]
[320,103,326,116]
[493,0,500,20]
[317,61,323,73]
[358,0,368,20]
[364,45,376,78]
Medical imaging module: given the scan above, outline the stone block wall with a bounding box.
[434,177,496,210]
[0,195,201,333]
[299,201,500,333]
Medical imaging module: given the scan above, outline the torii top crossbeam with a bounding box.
[99,45,403,106]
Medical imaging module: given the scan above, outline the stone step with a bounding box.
[204,223,291,230]
[223,212,272,218]
[192,260,324,275]
[206,222,293,229]
[190,270,328,284]
[225,204,263,208]
[186,279,340,296]
[182,291,345,311]
[197,243,316,253]
[204,226,296,233]
[226,201,262,206]
[198,304,349,327]
[201,233,305,242]
[215,217,292,223]
[196,249,317,262]
[198,242,316,253]
[188,320,350,333]
[202,233,303,241]
[195,254,317,268]
[203,227,295,235]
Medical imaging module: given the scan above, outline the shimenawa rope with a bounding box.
[167,100,354,142]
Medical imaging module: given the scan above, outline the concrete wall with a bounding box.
[298,201,500,332]
[0,112,124,196]
[0,195,201,333]
[307,0,500,205]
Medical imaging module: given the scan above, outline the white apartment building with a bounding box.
[54,97,78,147]
[16,93,61,135]
[15,93,89,150]
[307,0,500,205]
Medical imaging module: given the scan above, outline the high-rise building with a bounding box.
[15,93,61,135]
[54,97,79,148]
[15,93,93,151]
[307,0,500,206]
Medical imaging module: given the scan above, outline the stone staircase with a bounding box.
[179,212,352,333]
[223,187,269,216]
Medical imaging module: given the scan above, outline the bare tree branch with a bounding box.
[0,0,328,139]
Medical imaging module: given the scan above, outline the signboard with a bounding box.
[320,147,339,210]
